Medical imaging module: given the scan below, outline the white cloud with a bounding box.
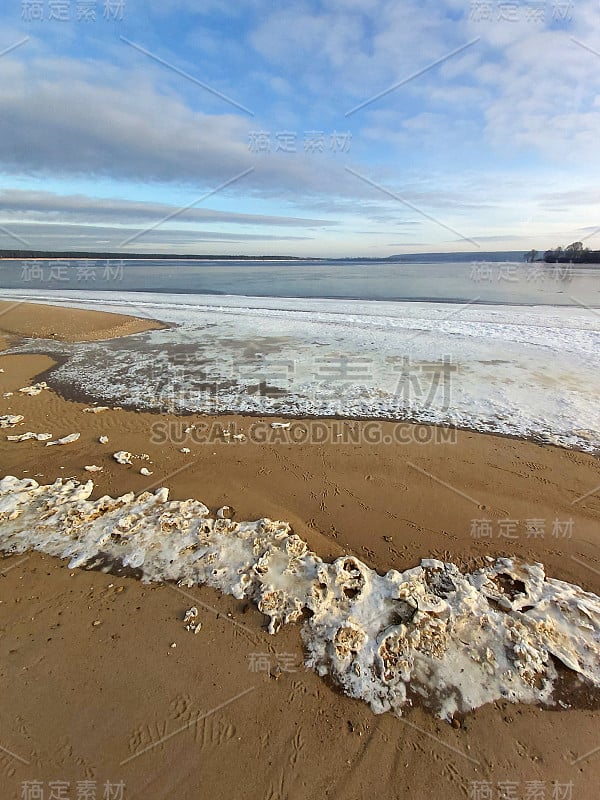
[0,52,372,201]
[2,1,600,256]
[478,30,600,160]
[0,189,333,227]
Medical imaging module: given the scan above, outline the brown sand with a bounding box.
[0,302,598,799]
[0,299,166,349]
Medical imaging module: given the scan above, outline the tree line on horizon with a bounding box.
[525,241,600,264]
[0,250,303,261]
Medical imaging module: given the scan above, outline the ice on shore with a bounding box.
[4,293,598,453]
[113,451,133,464]
[183,606,201,633]
[0,415,24,428]
[7,432,53,442]
[0,475,598,720]
[18,382,48,396]
[45,433,81,446]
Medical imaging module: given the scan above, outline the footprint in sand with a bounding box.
[289,730,305,766]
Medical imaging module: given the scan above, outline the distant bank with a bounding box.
[0,250,303,261]
[0,249,530,263]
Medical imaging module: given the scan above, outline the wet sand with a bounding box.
[0,301,598,799]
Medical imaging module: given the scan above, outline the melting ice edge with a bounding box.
[0,475,598,720]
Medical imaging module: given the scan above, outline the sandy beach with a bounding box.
[0,300,598,800]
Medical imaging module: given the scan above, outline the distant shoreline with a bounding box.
[0,250,304,261]
[0,249,552,263]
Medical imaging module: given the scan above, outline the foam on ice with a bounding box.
[0,475,597,720]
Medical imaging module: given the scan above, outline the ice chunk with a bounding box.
[18,382,48,396]
[183,607,201,633]
[7,432,53,442]
[0,415,24,428]
[45,433,81,446]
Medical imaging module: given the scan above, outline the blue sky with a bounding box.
[0,0,599,256]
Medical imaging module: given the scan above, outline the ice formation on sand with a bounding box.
[183,607,202,634]
[45,433,80,447]
[0,415,24,428]
[18,382,48,396]
[7,432,52,442]
[0,476,598,720]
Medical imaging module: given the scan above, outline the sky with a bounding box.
[0,0,599,257]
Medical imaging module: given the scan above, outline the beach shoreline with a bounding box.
[0,300,599,800]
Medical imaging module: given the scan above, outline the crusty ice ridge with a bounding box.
[0,475,598,720]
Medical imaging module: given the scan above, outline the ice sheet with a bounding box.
[2,290,599,452]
